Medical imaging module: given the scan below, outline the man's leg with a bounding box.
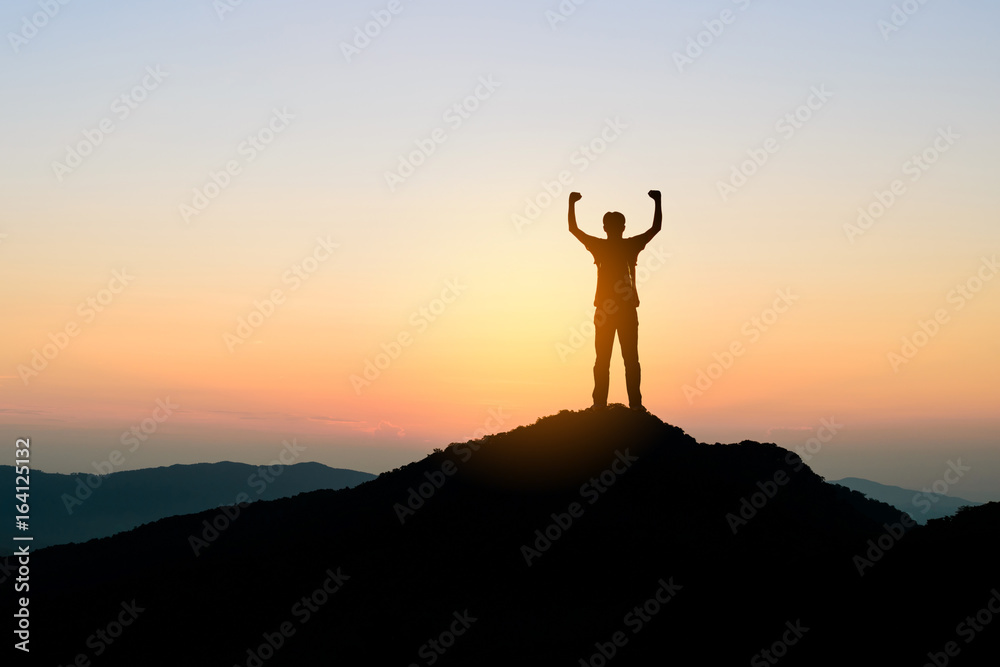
[593,308,615,408]
[618,307,642,409]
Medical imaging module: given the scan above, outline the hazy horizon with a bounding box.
[7,412,999,505]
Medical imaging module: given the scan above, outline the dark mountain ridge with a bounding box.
[21,407,999,665]
[2,460,374,553]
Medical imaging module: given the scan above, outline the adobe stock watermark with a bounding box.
[578,577,682,666]
[224,236,339,352]
[879,0,935,42]
[12,543,30,653]
[340,0,410,63]
[0,555,17,587]
[682,288,799,404]
[17,269,134,385]
[407,610,477,667]
[51,65,169,183]
[717,85,833,202]
[52,600,145,666]
[912,459,971,516]
[922,588,1000,667]
[384,75,502,192]
[672,0,757,73]
[556,246,671,362]
[234,567,350,667]
[852,513,917,576]
[7,0,74,54]
[844,126,959,243]
[887,254,997,372]
[726,417,842,534]
[545,0,589,30]
[394,407,507,524]
[61,398,179,515]
[188,439,307,556]
[512,117,628,233]
[350,278,467,395]
[179,107,294,224]
[750,620,810,667]
[213,0,252,21]
[520,449,638,567]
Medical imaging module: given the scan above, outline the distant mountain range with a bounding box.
[22,406,999,665]
[829,476,982,524]
[2,461,374,554]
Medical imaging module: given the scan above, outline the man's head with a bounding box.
[603,211,626,239]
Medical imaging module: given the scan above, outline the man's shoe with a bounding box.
[630,404,649,414]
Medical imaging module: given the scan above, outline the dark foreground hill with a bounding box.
[2,461,374,552]
[21,407,1000,665]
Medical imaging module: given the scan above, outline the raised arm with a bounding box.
[633,190,662,246]
[568,192,598,245]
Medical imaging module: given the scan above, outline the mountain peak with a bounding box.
[28,407,1000,666]
[432,403,697,489]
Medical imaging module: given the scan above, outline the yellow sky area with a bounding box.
[12,275,994,437]
[3,187,998,457]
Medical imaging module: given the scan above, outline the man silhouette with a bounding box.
[568,190,662,411]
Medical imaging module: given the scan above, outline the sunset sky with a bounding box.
[2,0,998,502]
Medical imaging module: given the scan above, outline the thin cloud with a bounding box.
[362,420,406,439]
[0,407,50,416]
[308,416,364,425]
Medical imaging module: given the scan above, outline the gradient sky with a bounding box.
[2,0,998,502]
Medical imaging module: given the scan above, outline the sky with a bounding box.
[1,0,998,502]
